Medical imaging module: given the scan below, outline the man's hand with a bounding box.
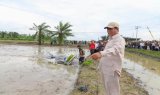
[90,52,102,60]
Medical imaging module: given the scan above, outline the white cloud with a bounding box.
[0,0,159,40]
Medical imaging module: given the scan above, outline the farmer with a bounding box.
[77,45,85,63]
[91,22,126,95]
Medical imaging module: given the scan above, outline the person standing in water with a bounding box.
[77,45,85,64]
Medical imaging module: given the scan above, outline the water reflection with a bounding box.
[124,52,160,95]
[125,52,160,75]
[0,44,79,95]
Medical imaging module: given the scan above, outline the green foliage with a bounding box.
[66,54,74,62]
[30,22,51,45]
[49,21,74,45]
[0,21,74,45]
[83,59,94,66]
[0,31,34,41]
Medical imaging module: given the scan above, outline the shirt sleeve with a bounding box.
[100,40,125,57]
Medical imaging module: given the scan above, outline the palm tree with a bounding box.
[49,21,74,45]
[30,22,51,45]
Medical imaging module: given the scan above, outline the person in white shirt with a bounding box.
[91,22,126,95]
[140,41,144,49]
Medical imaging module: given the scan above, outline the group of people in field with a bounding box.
[127,40,160,51]
[89,40,108,55]
[77,40,108,63]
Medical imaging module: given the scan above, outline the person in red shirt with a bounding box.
[89,40,95,55]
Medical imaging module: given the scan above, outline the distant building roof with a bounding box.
[123,37,141,41]
[123,37,141,42]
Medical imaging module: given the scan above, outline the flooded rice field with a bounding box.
[0,44,160,95]
[124,52,160,95]
[0,44,80,95]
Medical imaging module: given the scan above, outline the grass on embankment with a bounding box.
[126,48,160,60]
[71,63,148,95]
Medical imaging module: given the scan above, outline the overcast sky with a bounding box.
[0,0,160,41]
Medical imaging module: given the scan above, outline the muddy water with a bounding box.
[0,44,79,95]
[125,52,160,75]
[124,52,160,95]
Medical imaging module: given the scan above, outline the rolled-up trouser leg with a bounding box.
[101,70,120,95]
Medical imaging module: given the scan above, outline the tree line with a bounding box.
[0,31,34,41]
[0,21,109,45]
[0,21,74,45]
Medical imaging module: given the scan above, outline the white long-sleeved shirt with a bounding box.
[100,34,126,76]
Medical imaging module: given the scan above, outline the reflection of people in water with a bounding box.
[77,45,85,63]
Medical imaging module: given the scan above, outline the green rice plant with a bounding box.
[83,59,94,66]
[66,54,74,62]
